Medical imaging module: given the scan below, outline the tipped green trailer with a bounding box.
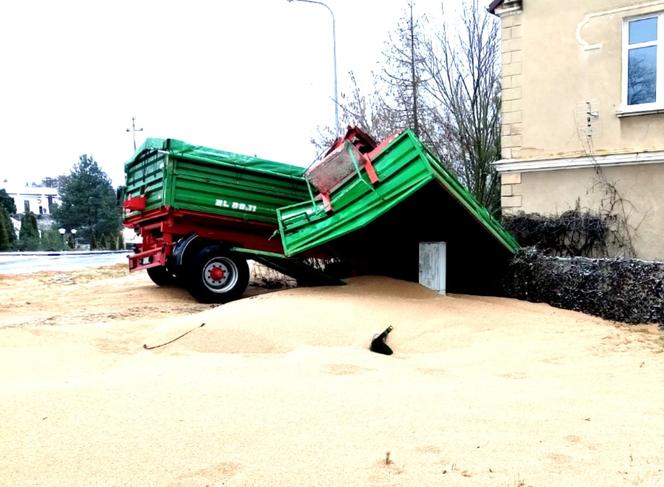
[276,128,519,295]
[278,129,518,256]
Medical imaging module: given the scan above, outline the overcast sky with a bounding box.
[0,0,467,188]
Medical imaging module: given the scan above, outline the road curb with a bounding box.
[0,251,130,257]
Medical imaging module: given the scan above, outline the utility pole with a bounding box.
[126,116,144,152]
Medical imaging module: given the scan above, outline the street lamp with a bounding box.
[70,229,77,249]
[287,0,340,136]
[58,228,66,249]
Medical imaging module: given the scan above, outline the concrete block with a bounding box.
[501,12,523,27]
[501,15,515,28]
[502,99,523,112]
[502,87,522,101]
[502,37,522,53]
[503,61,522,76]
[502,172,522,185]
[502,110,522,124]
[501,134,522,148]
[501,184,513,197]
[501,195,523,208]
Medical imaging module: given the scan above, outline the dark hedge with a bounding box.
[504,249,664,326]
[502,210,610,257]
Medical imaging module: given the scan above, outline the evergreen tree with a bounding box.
[40,228,65,251]
[0,208,16,250]
[107,233,117,250]
[53,155,121,245]
[0,188,16,215]
[17,212,40,251]
[6,210,17,248]
[0,210,10,251]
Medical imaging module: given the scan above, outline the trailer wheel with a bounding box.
[147,266,177,286]
[186,245,249,303]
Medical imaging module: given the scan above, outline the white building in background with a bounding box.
[5,185,60,215]
[122,227,142,249]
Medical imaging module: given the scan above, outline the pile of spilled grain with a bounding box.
[143,276,585,355]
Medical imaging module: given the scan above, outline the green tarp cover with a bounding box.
[126,138,306,180]
[277,129,519,256]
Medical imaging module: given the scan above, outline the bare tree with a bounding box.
[380,0,429,138]
[422,0,502,214]
[310,1,502,216]
[312,2,433,151]
[310,71,399,154]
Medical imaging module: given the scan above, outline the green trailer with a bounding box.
[123,138,311,302]
[124,129,519,302]
[277,128,519,295]
[278,129,518,256]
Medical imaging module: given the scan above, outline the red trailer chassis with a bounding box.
[123,205,287,272]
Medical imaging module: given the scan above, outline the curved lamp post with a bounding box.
[58,228,77,250]
[58,228,66,249]
[287,0,340,136]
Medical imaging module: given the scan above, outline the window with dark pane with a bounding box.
[627,17,658,106]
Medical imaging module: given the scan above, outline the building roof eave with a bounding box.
[488,0,504,14]
[489,0,523,15]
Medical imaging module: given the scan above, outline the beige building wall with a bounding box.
[517,165,664,260]
[494,0,664,260]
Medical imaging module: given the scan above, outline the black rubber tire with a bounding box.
[147,266,177,287]
[185,245,249,303]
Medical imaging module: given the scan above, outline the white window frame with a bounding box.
[620,12,664,115]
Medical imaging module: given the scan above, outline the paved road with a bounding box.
[0,252,130,274]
